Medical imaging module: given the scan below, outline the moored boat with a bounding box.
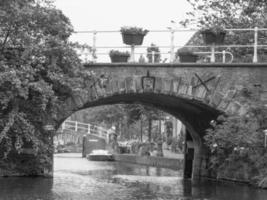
[86,149,114,161]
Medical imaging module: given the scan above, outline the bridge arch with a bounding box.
[58,92,222,179]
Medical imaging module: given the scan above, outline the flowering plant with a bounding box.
[120,26,149,35]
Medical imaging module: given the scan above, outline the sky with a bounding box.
[54,0,195,62]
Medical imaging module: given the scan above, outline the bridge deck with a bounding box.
[84,63,267,68]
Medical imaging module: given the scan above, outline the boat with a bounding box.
[86,149,114,161]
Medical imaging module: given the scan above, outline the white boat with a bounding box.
[86,149,114,161]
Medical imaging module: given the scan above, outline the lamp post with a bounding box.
[130,45,135,63]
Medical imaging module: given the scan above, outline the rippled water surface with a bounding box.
[0,153,267,200]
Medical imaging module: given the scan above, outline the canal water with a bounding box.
[0,153,267,200]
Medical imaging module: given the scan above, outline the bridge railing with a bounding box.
[61,120,113,139]
[73,27,267,64]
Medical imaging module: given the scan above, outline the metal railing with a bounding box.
[73,27,267,63]
[61,120,114,139]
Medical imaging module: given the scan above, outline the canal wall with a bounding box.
[113,154,183,170]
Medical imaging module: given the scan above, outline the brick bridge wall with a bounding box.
[58,64,267,120]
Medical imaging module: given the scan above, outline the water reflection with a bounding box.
[0,177,54,200]
[0,153,266,200]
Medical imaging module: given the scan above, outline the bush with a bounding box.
[204,101,267,187]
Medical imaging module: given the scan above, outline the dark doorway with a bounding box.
[184,130,194,178]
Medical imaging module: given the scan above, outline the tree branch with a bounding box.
[0,104,18,143]
[1,28,11,53]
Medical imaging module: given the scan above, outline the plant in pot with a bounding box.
[176,48,198,63]
[120,26,149,45]
[109,50,130,63]
[200,26,226,45]
[146,43,161,63]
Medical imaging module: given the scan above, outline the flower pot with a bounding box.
[110,54,129,63]
[178,54,198,63]
[201,30,226,45]
[216,31,226,44]
[201,30,217,45]
[122,33,145,45]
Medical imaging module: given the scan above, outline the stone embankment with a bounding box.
[113,154,184,170]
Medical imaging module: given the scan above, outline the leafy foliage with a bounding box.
[204,100,267,185]
[183,0,267,28]
[0,0,90,170]
[181,0,267,62]
[120,26,149,35]
[109,50,130,57]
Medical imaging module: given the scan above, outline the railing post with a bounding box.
[130,45,135,62]
[82,135,87,158]
[75,121,78,132]
[222,50,226,63]
[253,27,258,63]
[210,44,215,63]
[170,29,175,63]
[62,121,65,130]
[87,124,90,134]
[92,30,97,63]
[152,51,155,63]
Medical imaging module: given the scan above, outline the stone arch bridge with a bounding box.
[2,63,267,179]
[57,63,267,178]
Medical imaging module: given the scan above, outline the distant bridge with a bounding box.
[60,120,112,139]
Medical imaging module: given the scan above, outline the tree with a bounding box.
[204,98,267,186]
[0,0,91,173]
[181,0,267,62]
[126,104,166,142]
[181,0,267,29]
